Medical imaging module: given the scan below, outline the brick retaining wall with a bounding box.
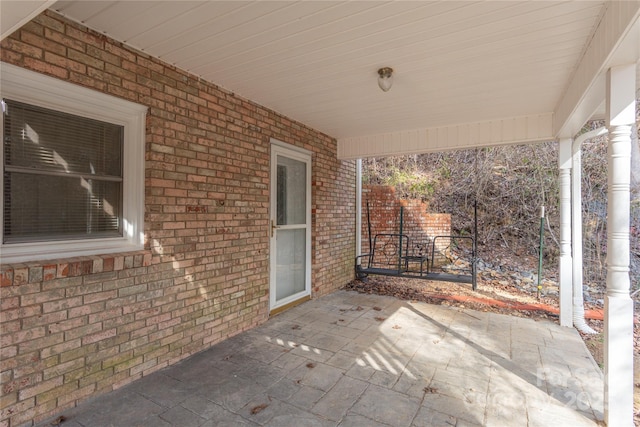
[361,185,451,261]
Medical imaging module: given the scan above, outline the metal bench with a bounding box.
[355,232,476,289]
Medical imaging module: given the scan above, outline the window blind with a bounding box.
[3,99,124,243]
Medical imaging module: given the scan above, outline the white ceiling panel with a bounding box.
[1,0,56,40]
[151,2,291,60]
[45,1,639,146]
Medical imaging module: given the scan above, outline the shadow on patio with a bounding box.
[41,290,604,427]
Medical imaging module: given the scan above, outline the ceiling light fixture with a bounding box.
[377,67,393,92]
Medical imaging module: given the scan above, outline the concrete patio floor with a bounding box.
[39,290,604,427]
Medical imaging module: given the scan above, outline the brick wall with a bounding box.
[0,11,355,426]
[360,185,451,262]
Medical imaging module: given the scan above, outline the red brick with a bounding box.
[0,268,13,287]
[18,376,63,400]
[23,56,68,79]
[2,37,43,58]
[82,328,117,345]
[65,24,104,49]
[42,265,57,281]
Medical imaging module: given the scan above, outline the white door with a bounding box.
[270,142,311,311]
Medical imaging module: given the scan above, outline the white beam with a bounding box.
[604,63,636,427]
[337,113,554,160]
[554,1,640,139]
[558,138,573,328]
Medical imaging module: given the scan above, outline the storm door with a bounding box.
[269,141,311,311]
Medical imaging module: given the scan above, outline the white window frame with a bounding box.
[0,62,146,263]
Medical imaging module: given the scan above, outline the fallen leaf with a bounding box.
[50,416,66,426]
[392,325,401,329]
[373,306,382,311]
[423,387,438,394]
[375,317,386,322]
[291,325,301,330]
[251,404,268,415]
[306,362,316,368]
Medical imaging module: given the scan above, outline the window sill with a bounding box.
[0,250,152,287]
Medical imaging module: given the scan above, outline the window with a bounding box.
[3,100,124,242]
[0,63,146,263]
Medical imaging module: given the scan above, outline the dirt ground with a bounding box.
[345,273,640,424]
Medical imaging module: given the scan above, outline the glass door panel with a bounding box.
[275,228,306,301]
[270,144,311,310]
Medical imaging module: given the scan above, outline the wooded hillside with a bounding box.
[362,121,640,297]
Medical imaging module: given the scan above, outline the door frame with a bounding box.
[269,138,312,311]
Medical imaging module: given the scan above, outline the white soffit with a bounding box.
[1,0,56,41]
[342,1,640,160]
[337,113,554,160]
[553,0,640,139]
[32,1,637,157]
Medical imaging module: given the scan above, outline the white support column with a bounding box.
[558,138,573,327]
[604,64,636,427]
[355,159,362,263]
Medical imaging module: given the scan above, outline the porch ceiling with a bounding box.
[2,1,639,158]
